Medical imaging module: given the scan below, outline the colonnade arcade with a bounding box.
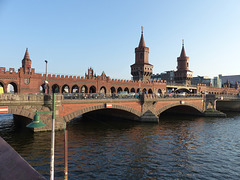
[0,81,18,93]
[41,83,163,94]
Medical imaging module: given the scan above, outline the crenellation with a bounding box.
[0,67,6,73]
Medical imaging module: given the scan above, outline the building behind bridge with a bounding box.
[0,28,239,95]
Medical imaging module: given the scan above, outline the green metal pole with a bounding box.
[50,93,55,180]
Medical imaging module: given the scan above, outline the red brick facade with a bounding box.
[0,48,166,95]
[0,37,238,96]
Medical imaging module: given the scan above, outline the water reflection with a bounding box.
[1,114,240,179]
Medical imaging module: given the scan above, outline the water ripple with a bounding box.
[1,114,240,179]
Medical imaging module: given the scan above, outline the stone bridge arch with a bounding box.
[8,107,35,119]
[156,102,203,116]
[63,104,141,122]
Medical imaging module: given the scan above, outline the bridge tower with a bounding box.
[174,40,193,85]
[21,48,32,74]
[131,27,153,81]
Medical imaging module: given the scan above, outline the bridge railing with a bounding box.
[0,93,46,101]
[63,93,140,100]
[63,93,203,100]
[216,94,240,100]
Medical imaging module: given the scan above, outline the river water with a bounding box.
[1,113,240,179]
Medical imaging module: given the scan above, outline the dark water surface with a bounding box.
[1,113,240,179]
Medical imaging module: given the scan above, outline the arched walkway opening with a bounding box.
[40,85,43,93]
[52,84,60,93]
[72,85,79,93]
[142,88,147,94]
[100,86,106,94]
[89,86,96,93]
[41,83,49,94]
[110,87,116,94]
[117,87,122,93]
[158,89,162,94]
[62,84,70,93]
[130,88,135,93]
[0,82,4,93]
[81,85,88,93]
[137,88,140,93]
[148,89,153,94]
[124,87,129,93]
[7,82,18,93]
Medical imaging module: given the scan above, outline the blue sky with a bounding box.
[1,0,240,79]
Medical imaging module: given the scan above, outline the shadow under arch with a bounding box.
[63,104,141,123]
[156,102,204,117]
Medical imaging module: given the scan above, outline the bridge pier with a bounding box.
[140,110,159,122]
[203,94,226,117]
[140,94,159,123]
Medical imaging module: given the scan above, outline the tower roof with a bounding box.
[180,39,187,57]
[138,26,146,48]
[23,48,31,60]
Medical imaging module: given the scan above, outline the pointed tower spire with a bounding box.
[131,27,153,81]
[175,39,192,85]
[22,48,32,73]
[180,39,187,57]
[138,26,146,48]
[23,48,31,60]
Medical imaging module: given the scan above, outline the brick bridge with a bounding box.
[0,93,217,131]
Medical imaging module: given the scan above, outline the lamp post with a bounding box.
[44,60,48,94]
[26,93,56,180]
[64,126,68,180]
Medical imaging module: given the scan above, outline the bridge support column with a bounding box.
[203,94,226,117]
[140,94,159,122]
[140,110,158,122]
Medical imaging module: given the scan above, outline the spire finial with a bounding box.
[23,48,30,60]
[182,39,184,47]
[141,26,143,35]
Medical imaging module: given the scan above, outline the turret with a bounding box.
[130,27,153,81]
[174,40,193,85]
[22,48,32,74]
